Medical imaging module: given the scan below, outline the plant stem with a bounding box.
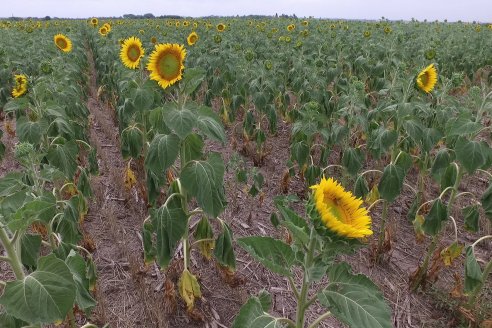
[467,259,492,307]
[295,227,316,328]
[0,227,25,279]
[307,311,332,328]
[288,276,300,300]
[411,233,439,292]
[376,201,389,261]
[278,317,296,327]
[67,309,76,328]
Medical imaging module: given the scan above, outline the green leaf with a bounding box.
[291,141,309,167]
[0,312,28,328]
[181,133,204,164]
[318,263,392,328]
[422,199,448,236]
[65,250,97,312]
[153,202,188,268]
[77,168,92,198]
[463,205,479,232]
[0,254,76,324]
[431,149,451,181]
[440,164,458,192]
[237,236,295,277]
[378,164,404,203]
[394,151,412,174]
[9,193,57,231]
[144,133,180,175]
[455,137,485,174]
[232,296,264,328]
[182,67,206,95]
[143,218,156,265]
[194,217,214,260]
[342,148,363,176]
[46,139,79,179]
[464,246,482,293]
[354,175,369,199]
[445,117,482,137]
[20,234,42,269]
[196,108,227,143]
[164,108,195,139]
[149,107,171,134]
[0,172,25,197]
[276,203,309,246]
[181,156,226,217]
[214,222,236,269]
[121,126,144,159]
[481,182,492,221]
[16,116,48,145]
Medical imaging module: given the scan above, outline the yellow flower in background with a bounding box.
[175,21,180,27]
[363,30,371,38]
[90,17,98,27]
[301,20,309,27]
[311,177,373,238]
[12,74,28,98]
[183,20,190,27]
[120,36,144,69]
[287,24,295,31]
[103,22,111,32]
[53,34,72,52]
[416,63,438,93]
[99,26,109,36]
[151,36,157,44]
[217,23,225,32]
[187,31,198,46]
[147,43,186,89]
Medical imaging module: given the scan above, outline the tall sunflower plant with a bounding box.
[116,37,236,312]
[233,177,392,328]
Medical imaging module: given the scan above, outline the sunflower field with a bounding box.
[0,17,491,328]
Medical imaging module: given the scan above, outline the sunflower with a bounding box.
[99,26,109,36]
[120,36,144,69]
[216,23,225,32]
[301,20,309,27]
[384,26,392,34]
[311,177,372,238]
[287,24,295,31]
[103,23,111,32]
[147,43,186,89]
[363,30,371,38]
[175,21,180,27]
[12,74,28,98]
[90,18,98,27]
[187,31,198,46]
[183,20,189,27]
[53,34,72,52]
[416,63,438,93]
[151,36,157,44]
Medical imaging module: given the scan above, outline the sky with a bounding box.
[4,0,492,22]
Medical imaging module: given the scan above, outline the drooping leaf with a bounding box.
[20,234,42,269]
[164,108,196,139]
[65,250,97,312]
[342,148,363,176]
[463,205,480,232]
[378,164,404,203]
[153,202,188,268]
[46,139,79,179]
[464,246,483,293]
[194,217,214,260]
[455,137,485,174]
[121,125,144,159]
[422,199,448,236]
[144,133,180,175]
[178,269,202,310]
[214,222,235,269]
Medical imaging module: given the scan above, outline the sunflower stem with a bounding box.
[0,227,25,280]
[376,200,389,262]
[295,227,316,328]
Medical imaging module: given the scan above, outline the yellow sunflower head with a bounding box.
[103,23,111,32]
[120,36,145,69]
[12,74,28,98]
[187,31,198,46]
[363,30,371,38]
[193,22,198,29]
[287,24,295,31]
[310,177,372,238]
[90,18,98,27]
[302,20,309,27]
[217,23,225,32]
[183,20,190,27]
[99,26,109,36]
[53,34,72,53]
[146,43,186,89]
[175,21,180,27]
[416,63,438,93]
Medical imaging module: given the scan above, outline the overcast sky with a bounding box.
[5,0,492,22]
